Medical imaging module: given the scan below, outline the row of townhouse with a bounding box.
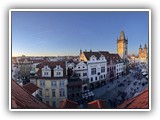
[29,51,125,107]
[67,50,125,90]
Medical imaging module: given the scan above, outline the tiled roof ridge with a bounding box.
[97,100,101,108]
[133,89,148,98]
[13,80,33,95]
[117,89,148,109]
[65,99,79,105]
[12,80,51,108]
[23,82,39,94]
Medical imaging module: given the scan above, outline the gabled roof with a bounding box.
[58,99,79,109]
[117,89,149,109]
[23,82,39,94]
[35,61,67,79]
[83,52,102,60]
[12,80,51,109]
[109,53,122,62]
[88,100,107,109]
[99,51,122,63]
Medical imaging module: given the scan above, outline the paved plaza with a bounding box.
[92,65,148,108]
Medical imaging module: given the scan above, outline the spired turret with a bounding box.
[144,43,147,49]
[119,31,125,40]
[139,44,142,49]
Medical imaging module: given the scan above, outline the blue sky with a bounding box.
[12,11,149,56]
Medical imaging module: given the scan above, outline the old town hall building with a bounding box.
[117,31,128,60]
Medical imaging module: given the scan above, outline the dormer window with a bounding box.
[42,65,51,77]
[54,65,63,77]
[90,55,96,61]
[44,72,48,75]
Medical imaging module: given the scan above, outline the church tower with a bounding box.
[138,43,148,63]
[117,31,128,60]
[143,43,148,60]
[139,44,143,58]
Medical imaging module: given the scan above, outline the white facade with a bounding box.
[74,61,88,91]
[54,65,63,77]
[74,61,88,80]
[42,65,51,77]
[116,62,124,77]
[87,55,107,84]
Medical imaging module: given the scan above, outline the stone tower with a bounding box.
[117,31,128,60]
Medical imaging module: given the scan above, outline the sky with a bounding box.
[12,11,149,56]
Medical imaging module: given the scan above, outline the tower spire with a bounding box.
[119,30,125,40]
[144,43,147,49]
[140,44,142,48]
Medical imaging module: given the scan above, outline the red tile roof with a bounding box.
[82,51,122,63]
[58,99,79,109]
[88,100,107,109]
[99,51,122,62]
[117,89,149,109]
[12,80,51,109]
[23,82,39,94]
[35,61,67,79]
[83,52,102,60]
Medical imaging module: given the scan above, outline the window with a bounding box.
[101,75,103,79]
[52,101,56,108]
[56,72,61,75]
[45,89,49,97]
[59,89,65,97]
[40,80,45,87]
[52,81,56,87]
[104,75,105,78]
[59,81,65,87]
[83,73,87,76]
[91,77,93,82]
[44,72,48,75]
[52,89,55,97]
[39,88,42,96]
[91,68,96,75]
[107,68,109,72]
[101,67,105,73]
[95,76,97,80]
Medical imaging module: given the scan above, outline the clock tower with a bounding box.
[117,31,128,60]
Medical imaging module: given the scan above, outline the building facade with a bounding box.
[30,61,68,108]
[67,73,83,102]
[74,61,88,91]
[80,51,107,89]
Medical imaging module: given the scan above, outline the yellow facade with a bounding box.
[36,79,67,108]
[80,52,87,62]
[138,44,148,62]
